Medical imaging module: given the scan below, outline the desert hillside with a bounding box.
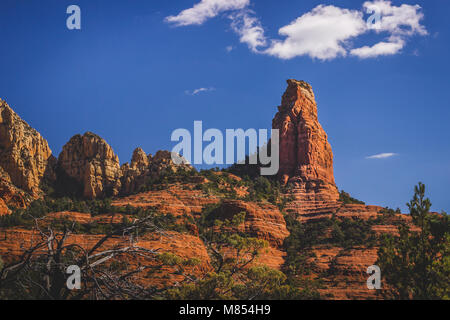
[0,81,443,300]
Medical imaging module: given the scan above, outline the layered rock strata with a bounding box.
[272,80,340,216]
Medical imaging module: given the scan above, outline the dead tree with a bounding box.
[0,214,196,300]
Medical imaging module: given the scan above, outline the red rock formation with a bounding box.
[120,148,150,195]
[0,83,429,300]
[0,198,9,215]
[273,80,339,217]
[113,183,222,218]
[0,166,29,209]
[121,149,193,195]
[131,147,149,169]
[273,80,335,186]
[58,132,122,199]
[311,245,381,300]
[0,99,54,196]
[213,199,290,248]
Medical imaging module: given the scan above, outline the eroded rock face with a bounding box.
[273,79,335,185]
[151,150,192,174]
[58,132,122,199]
[121,149,192,195]
[213,199,290,248]
[0,99,54,196]
[131,147,149,169]
[0,166,30,209]
[0,198,9,215]
[273,80,339,216]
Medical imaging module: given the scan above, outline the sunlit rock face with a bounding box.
[272,80,339,217]
[58,132,122,199]
[0,99,54,200]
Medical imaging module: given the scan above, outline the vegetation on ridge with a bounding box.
[0,153,448,300]
[377,183,449,300]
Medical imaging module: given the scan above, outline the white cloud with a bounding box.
[185,87,215,95]
[166,0,427,60]
[226,45,234,52]
[366,153,398,159]
[351,0,426,58]
[364,0,427,36]
[350,38,404,58]
[265,5,366,60]
[229,11,267,52]
[165,0,249,26]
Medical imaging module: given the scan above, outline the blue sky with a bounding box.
[0,0,449,212]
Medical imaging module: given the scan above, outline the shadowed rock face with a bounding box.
[57,132,122,199]
[0,100,54,197]
[273,80,339,216]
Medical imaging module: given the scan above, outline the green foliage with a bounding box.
[330,218,378,248]
[166,271,234,300]
[284,214,332,249]
[283,212,380,291]
[283,215,328,286]
[377,183,450,300]
[226,162,260,180]
[245,176,280,202]
[233,265,321,300]
[284,213,378,252]
[379,207,402,217]
[339,190,365,205]
[157,252,185,266]
[0,197,194,235]
[281,215,331,296]
[139,167,198,192]
[166,202,313,300]
[166,266,317,300]
[195,168,292,209]
[199,208,268,273]
[197,170,241,198]
[0,197,117,229]
[241,175,291,209]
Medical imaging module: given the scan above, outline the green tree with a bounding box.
[168,207,316,300]
[377,182,449,299]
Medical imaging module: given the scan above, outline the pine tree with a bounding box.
[377,183,449,299]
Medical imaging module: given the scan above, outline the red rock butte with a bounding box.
[273,80,340,218]
[0,83,421,300]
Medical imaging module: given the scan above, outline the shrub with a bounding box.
[339,190,365,205]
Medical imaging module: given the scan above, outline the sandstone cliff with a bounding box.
[0,166,29,210]
[0,99,54,197]
[57,132,122,199]
[273,80,340,216]
[213,199,290,248]
[273,79,335,186]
